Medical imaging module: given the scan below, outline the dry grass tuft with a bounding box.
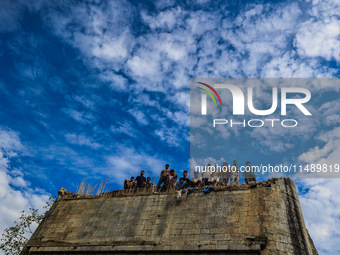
[76,177,110,197]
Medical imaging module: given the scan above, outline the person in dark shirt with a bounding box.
[176,170,191,189]
[135,170,146,188]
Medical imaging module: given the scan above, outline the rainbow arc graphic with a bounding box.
[197,82,222,106]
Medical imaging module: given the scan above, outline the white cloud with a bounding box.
[154,126,188,147]
[141,7,183,31]
[296,123,340,254]
[90,30,132,60]
[72,95,95,109]
[99,72,128,90]
[294,0,340,63]
[10,176,28,188]
[64,108,96,124]
[298,127,340,168]
[249,113,318,153]
[38,0,339,142]
[295,18,340,62]
[297,178,340,255]
[319,100,340,126]
[154,0,176,10]
[127,52,161,80]
[0,128,50,252]
[309,0,340,18]
[105,146,165,183]
[65,133,101,149]
[0,128,24,155]
[111,121,138,138]
[44,1,135,71]
[128,108,149,125]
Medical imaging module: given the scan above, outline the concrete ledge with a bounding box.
[29,244,261,253]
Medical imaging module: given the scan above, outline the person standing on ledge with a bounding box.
[156,164,170,190]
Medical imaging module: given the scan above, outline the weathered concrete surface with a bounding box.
[22,178,318,254]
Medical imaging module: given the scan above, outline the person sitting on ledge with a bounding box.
[135,170,147,188]
[146,177,153,188]
[202,163,212,186]
[191,171,202,187]
[176,170,191,189]
[156,164,170,190]
[163,169,177,191]
[243,161,252,184]
[124,176,136,190]
[209,170,219,186]
[230,160,240,185]
[246,161,256,184]
[220,162,230,186]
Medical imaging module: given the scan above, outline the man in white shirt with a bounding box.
[220,162,230,185]
[209,171,220,186]
[202,164,212,186]
[191,171,202,187]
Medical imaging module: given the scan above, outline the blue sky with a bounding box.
[0,0,339,254]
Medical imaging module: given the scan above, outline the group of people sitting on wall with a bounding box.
[124,170,154,190]
[123,160,256,192]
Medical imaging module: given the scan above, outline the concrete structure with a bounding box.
[22,178,318,254]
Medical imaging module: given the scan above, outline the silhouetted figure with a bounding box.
[135,170,146,188]
[124,177,136,190]
[146,177,154,189]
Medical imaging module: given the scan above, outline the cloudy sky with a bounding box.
[0,0,339,254]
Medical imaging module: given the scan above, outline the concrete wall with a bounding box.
[23,178,318,254]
